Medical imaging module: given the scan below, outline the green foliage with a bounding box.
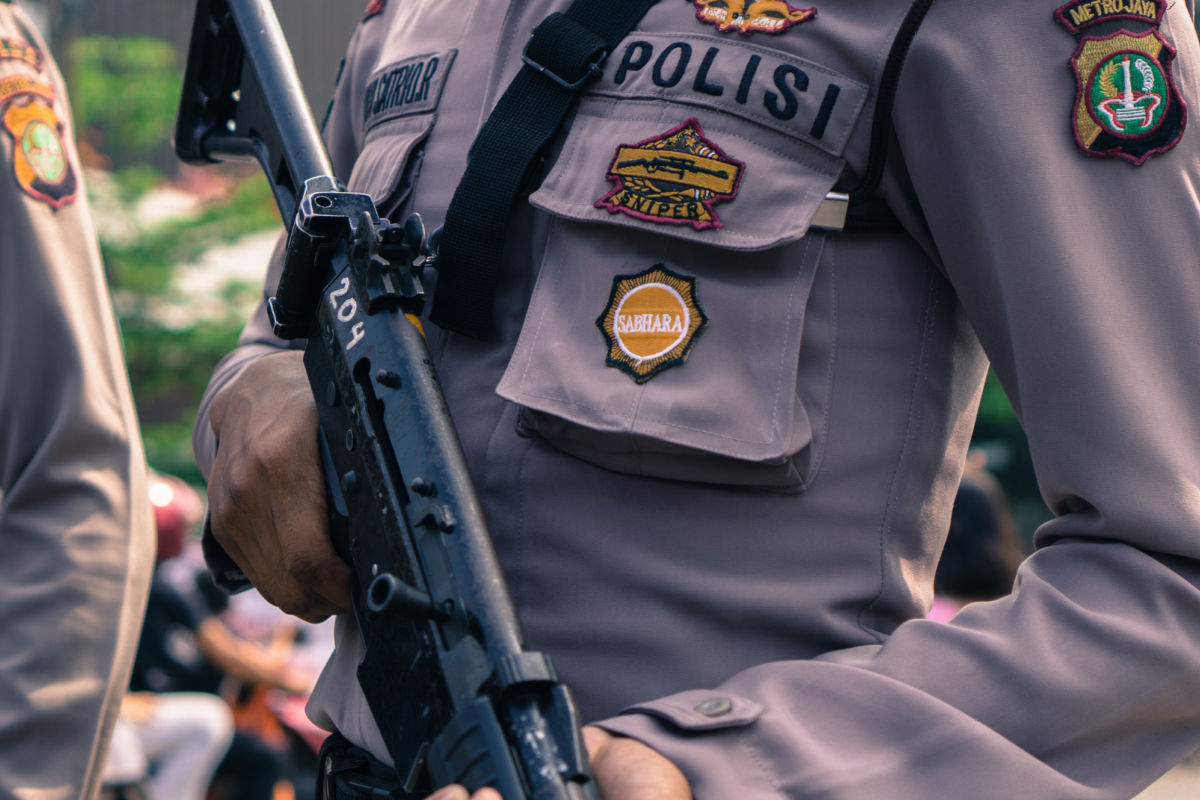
[972,370,1050,541]
[66,35,181,168]
[64,33,282,485]
[103,175,278,484]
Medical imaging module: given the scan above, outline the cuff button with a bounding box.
[693,697,733,717]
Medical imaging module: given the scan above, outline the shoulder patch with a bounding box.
[0,37,41,70]
[3,98,76,208]
[1056,5,1184,165]
[363,0,385,21]
[1065,28,1184,164]
[595,118,744,230]
[597,265,708,383]
[1055,0,1164,33]
[688,0,816,35]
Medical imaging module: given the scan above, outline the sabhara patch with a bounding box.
[688,0,816,35]
[3,98,76,208]
[1067,29,1184,165]
[596,265,708,383]
[595,118,744,230]
[1055,0,1164,34]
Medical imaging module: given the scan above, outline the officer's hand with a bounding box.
[207,350,352,623]
[424,726,692,800]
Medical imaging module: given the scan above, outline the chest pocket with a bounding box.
[344,49,455,215]
[496,36,868,491]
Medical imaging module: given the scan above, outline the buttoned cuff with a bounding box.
[594,690,778,799]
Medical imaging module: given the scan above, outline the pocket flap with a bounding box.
[497,221,825,471]
[346,114,435,212]
[529,93,853,251]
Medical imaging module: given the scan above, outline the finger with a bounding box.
[424,785,469,800]
[585,728,693,799]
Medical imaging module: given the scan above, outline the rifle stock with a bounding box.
[175,2,601,798]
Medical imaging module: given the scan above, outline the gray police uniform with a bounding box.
[196,0,1200,796]
[0,4,153,798]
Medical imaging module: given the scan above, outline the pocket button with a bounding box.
[693,697,733,718]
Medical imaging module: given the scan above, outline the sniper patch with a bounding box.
[688,0,816,35]
[597,265,707,383]
[595,118,744,230]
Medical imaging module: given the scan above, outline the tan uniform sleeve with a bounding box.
[599,3,1200,798]
[0,7,153,798]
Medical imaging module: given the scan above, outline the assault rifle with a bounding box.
[174,1,600,798]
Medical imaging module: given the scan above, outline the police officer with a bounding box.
[197,0,1200,797]
[0,2,154,798]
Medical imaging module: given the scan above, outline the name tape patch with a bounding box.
[597,265,708,383]
[594,32,867,155]
[1055,0,1164,33]
[363,50,456,132]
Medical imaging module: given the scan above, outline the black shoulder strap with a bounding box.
[431,0,660,340]
[843,0,935,209]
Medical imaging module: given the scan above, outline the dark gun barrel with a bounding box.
[174,2,601,798]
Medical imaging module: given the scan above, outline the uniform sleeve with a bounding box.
[598,4,1200,798]
[0,8,154,799]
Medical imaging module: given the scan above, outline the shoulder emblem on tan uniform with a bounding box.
[1055,1,1184,165]
[0,34,75,207]
[3,98,75,208]
[597,265,708,384]
[0,36,41,70]
[595,118,744,230]
[688,0,816,35]
[363,0,385,21]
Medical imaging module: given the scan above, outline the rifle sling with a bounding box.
[430,0,660,340]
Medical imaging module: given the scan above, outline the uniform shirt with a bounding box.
[0,3,153,799]
[196,1,1200,797]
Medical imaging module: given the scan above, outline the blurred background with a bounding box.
[25,0,360,488]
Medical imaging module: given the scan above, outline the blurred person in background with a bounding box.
[929,451,1025,622]
[0,1,153,798]
[128,474,312,800]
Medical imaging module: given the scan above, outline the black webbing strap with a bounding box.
[430,0,660,340]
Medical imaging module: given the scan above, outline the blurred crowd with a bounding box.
[100,473,333,800]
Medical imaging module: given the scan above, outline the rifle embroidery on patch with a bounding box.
[1055,1,1184,165]
[595,118,744,230]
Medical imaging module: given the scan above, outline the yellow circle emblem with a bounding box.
[597,265,707,383]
